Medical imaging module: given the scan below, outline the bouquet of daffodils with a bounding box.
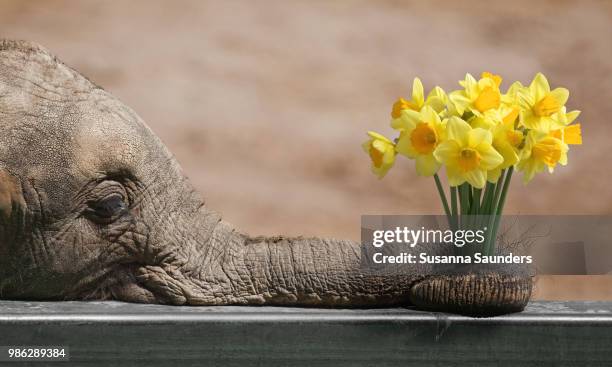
[363,72,582,255]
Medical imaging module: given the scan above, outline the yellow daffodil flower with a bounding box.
[550,124,582,145]
[392,106,445,176]
[548,108,582,147]
[362,131,396,178]
[391,78,447,118]
[487,112,524,181]
[517,130,568,183]
[469,104,517,131]
[449,72,503,117]
[361,72,585,255]
[502,106,520,126]
[365,71,582,194]
[482,72,502,88]
[501,81,524,108]
[550,106,581,128]
[500,80,523,123]
[469,115,497,130]
[433,117,503,188]
[519,73,569,131]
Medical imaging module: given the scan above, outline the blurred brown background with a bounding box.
[1,0,611,300]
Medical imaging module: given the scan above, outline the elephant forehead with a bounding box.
[0,40,174,212]
[0,40,93,176]
[0,96,140,213]
[73,93,154,172]
[0,40,171,171]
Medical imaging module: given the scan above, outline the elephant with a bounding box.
[0,40,532,317]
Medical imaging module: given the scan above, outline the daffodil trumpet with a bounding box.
[364,73,582,256]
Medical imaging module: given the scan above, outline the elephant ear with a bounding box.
[0,168,25,235]
[1,168,27,254]
[0,40,96,105]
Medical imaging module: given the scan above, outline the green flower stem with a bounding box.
[450,186,459,254]
[470,187,482,252]
[491,166,514,237]
[459,183,470,215]
[495,167,513,216]
[484,215,497,255]
[478,182,495,253]
[468,185,475,213]
[491,169,506,214]
[485,167,514,256]
[482,169,507,253]
[480,182,495,214]
[436,170,514,256]
[450,186,458,231]
[433,174,451,218]
[471,188,481,215]
[458,183,472,256]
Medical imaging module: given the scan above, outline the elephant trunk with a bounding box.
[409,265,533,316]
[132,200,533,315]
[236,232,418,307]
[100,175,533,314]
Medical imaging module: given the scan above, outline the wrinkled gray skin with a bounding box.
[0,41,532,316]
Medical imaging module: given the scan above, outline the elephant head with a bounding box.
[0,40,531,316]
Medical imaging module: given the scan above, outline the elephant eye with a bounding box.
[86,193,128,224]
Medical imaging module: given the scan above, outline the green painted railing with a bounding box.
[0,301,610,366]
